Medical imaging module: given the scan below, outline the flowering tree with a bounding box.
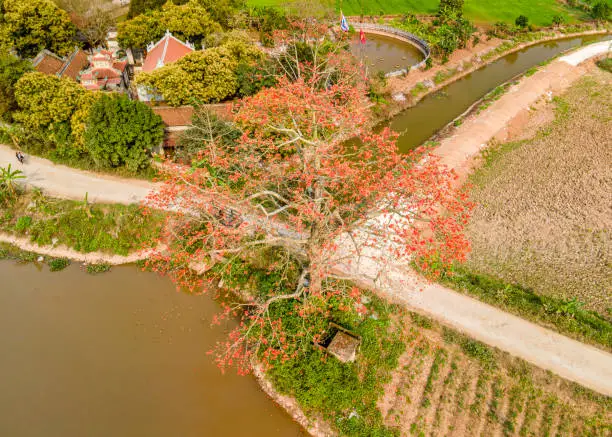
[145,23,471,374]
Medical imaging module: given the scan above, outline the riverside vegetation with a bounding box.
[0,184,162,256]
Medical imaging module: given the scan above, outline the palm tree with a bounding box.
[0,164,25,198]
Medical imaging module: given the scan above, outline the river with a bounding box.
[1,32,610,437]
[0,262,304,437]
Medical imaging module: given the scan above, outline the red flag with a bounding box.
[359,29,366,44]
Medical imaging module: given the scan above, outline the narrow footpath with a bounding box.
[1,42,611,396]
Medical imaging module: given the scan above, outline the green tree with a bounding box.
[84,94,164,172]
[0,54,32,122]
[177,105,241,162]
[136,40,263,106]
[551,15,564,26]
[2,0,77,58]
[591,1,610,20]
[14,72,85,131]
[515,15,529,28]
[118,1,222,49]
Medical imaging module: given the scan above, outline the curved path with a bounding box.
[1,42,611,396]
[0,148,156,204]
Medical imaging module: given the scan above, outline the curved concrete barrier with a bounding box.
[353,23,431,76]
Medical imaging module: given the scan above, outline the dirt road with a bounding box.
[0,146,156,204]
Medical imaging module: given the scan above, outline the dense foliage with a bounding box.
[1,0,77,58]
[395,11,475,57]
[135,40,265,105]
[84,94,164,172]
[119,0,230,48]
[591,0,611,20]
[0,54,32,122]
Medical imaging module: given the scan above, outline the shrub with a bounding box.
[596,57,612,73]
[14,216,32,232]
[86,263,111,274]
[591,1,611,21]
[49,257,70,272]
[515,15,529,28]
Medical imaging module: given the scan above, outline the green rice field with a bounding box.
[247,0,586,26]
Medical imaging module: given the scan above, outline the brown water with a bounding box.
[389,34,611,152]
[350,33,423,74]
[0,261,304,437]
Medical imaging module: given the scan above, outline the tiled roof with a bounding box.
[112,60,128,72]
[152,106,194,127]
[32,50,64,76]
[94,68,122,79]
[58,49,89,81]
[142,30,194,72]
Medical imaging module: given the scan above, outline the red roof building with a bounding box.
[32,50,64,76]
[142,30,195,72]
[80,50,129,91]
[32,48,89,81]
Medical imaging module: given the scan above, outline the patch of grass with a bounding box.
[596,57,612,72]
[48,257,70,272]
[266,291,406,436]
[86,263,112,274]
[442,326,496,369]
[433,67,458,84]
[14,216,32,232]
[410,82,428,97]
[1,192,163,256]
[0,242,38,262]
[442,266,612,351]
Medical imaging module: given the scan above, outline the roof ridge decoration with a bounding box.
[146,30,195,54]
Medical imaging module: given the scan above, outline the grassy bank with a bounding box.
[441,265,612,351]
[0,189,162,256]
[248,0,583,26]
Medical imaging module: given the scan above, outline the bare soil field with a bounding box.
[379,312,612,436]
[464,69,611,315]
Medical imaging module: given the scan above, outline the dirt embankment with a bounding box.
[0,233,150,265]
